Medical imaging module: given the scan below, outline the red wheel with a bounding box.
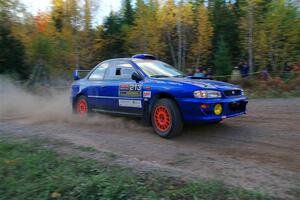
[76,96,89,115]
[154,106,171,132]
[151,98,183,138]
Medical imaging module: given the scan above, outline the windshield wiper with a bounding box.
[173,75,187,78]
[189,76,209,79]
[150,75,171,78]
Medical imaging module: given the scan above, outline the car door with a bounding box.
[86,62,109,110]
[103,61,143,115]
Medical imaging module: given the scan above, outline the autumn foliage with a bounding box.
[0,0,300,85]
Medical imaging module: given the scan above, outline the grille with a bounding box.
[223,90,242,97]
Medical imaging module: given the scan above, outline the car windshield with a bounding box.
[135,60,187,78]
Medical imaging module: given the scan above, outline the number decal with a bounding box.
[119,84,142,98]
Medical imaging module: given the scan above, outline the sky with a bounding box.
[20,0,122,25]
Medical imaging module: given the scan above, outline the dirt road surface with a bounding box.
[0,98,300,199]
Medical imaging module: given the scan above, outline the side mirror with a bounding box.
[73,70,80,80]
[131,72,143,82]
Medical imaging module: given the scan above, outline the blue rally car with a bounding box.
[71,54,248,138]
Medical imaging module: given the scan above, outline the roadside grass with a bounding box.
[245,89,300,99]
[0,138,272,200]
[232,76,300,99]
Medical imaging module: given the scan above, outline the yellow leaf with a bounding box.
[51,192,61,199]
[4,160,17,165]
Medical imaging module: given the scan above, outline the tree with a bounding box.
[176,1,194,70]
[210,0,241,65]
[0,0,25,20]
[83,0,92,32]
[2,0,300,83]
[213,37,232,77]
[158,0,194,69]
[21,13,56,86]
[99,11,125,58]
[64,0,81,29]
[51,0,64,31]
[0,23,28,79]
[239,0,272,72]
[63,0,81,69]
[239,0,300,71]
[190,0,205,10]
[157,0,177,66]
[261,0,300,71]
[79,0,94,68]
[122,0,134,26]
[127,0,164,57]
[0,0,29,79]
[190,4,213,67]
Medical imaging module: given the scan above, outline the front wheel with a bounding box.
[151,98,183,138]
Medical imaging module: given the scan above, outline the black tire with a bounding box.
[151,98,183,138]
[74,95,91,115]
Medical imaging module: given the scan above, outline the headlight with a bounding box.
[193,90,222,98]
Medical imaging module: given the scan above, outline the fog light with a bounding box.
[214,104,222,115]
[200,104,209,109]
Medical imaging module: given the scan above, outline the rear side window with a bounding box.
[104,62,136,80]
[89,62,109,80]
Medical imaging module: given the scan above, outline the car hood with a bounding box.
[157,77,241,91]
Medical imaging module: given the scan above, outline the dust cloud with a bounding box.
[0,76,71,122]
[0,76,145,131]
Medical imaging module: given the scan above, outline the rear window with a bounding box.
[89,63,109,80]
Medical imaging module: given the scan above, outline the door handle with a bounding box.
[100,85,107,88]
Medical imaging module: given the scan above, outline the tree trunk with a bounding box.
[75,45,80,70]
[177,14,182,70]
[268,51,276,72]
[195,56,200,68]
[166,31,177,67]
[248,2,254,73]
[182,32,187,70]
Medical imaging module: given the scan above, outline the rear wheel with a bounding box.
[151,98,183,138]
[75,96,90,116]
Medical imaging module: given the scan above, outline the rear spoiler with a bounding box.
[73,70,90,80]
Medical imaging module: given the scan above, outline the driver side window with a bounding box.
[104,62,136,81]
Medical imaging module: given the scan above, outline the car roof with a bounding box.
[102,58,157,63]
[103,54,157,63]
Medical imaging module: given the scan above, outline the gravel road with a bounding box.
[0,98,299,199]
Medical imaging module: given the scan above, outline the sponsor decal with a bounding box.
[143,91,151,98]
[119,100,142,108]
[119,83,142,98]
[120,84,130,91]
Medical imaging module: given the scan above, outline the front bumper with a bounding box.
[177,96,248,122]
